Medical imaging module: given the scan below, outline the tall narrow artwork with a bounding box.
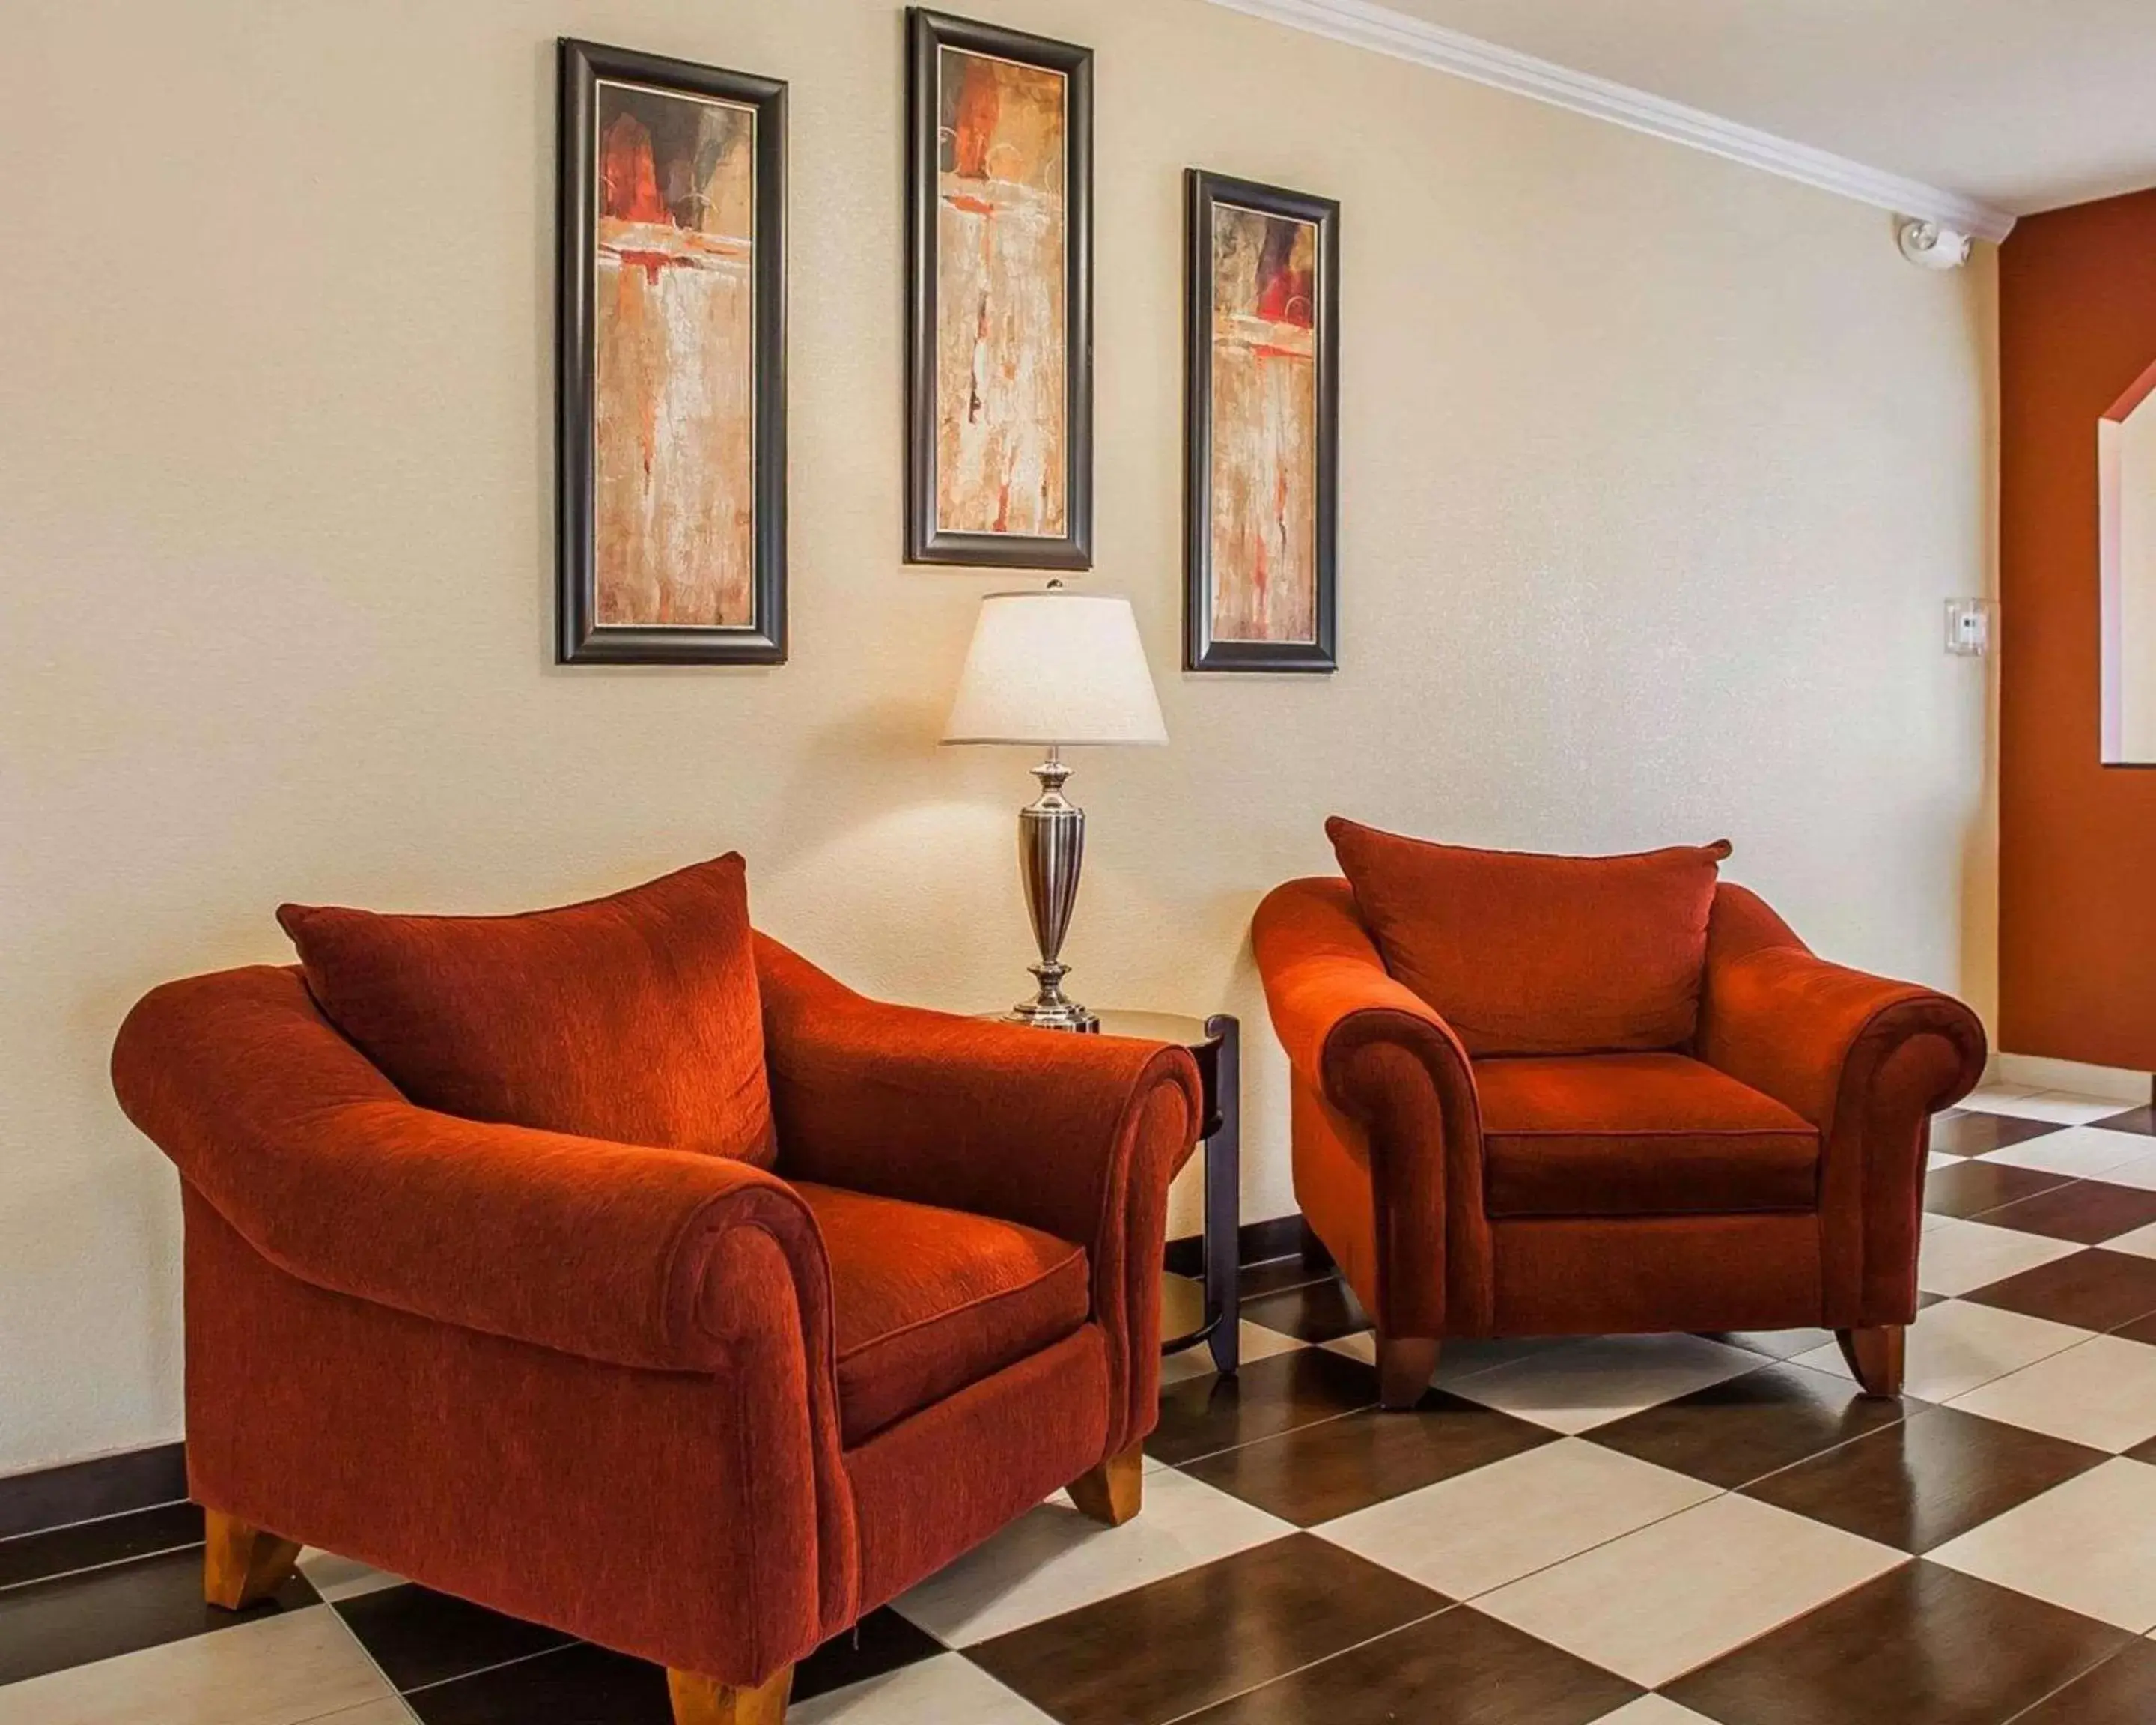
[907,10,1093,568]
[1184,171,1339,672]
[557,40,787,663]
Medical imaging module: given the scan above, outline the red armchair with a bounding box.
[1255,874,1986,1409]
[112,933,1199,1725]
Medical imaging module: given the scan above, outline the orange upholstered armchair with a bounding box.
[1255,827,1985,1411]
[112,877,1199,1725]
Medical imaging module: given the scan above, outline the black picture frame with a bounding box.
[1184,169,1339,672]
[556,38,788,665]
[905,8,1093,569]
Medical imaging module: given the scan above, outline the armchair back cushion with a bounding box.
[277,852,775,1165]
[1325,818,1731,1056]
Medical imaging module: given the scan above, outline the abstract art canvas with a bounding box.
[1184,171,1339,672]
[907,10,1092,568]
[557,40,786,663]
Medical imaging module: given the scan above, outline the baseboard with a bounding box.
[1994,1052,2150,1106]
[1165,1212,1303,1277]
[0,1440,187,1542]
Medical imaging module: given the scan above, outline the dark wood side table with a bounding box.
[1091,1011,1241,1375]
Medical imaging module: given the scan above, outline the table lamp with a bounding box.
[942,581,1169,1031]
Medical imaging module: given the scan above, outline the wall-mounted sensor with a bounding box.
[1946,599,1992,656]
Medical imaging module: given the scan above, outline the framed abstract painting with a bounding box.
[556,39,786,664]
[905,9,1093,568]
[1184,170,1339,672]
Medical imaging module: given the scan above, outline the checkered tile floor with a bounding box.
[13,1086,2156,1723]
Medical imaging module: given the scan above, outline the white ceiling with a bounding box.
[1368,0,2156,216]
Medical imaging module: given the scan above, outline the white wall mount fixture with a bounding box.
[1898,220,1975,271]
[1205,0,2018,247]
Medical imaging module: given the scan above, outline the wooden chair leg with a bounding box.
[668,1666,793,1725]
[1377,1336,1441,1409]
[1836,1324,1906,1398]
[1066,1440,1144,1527]
[202,1509,302,1610]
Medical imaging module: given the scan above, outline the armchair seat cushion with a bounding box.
[796,1183,1091,1446]
[1477,1053,1819,1217]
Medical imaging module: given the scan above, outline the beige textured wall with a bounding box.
[0,0,1994,1473]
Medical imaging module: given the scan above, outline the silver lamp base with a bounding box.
[1007,748,1098,1032]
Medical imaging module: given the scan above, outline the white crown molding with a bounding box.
[1205,0,2018,246]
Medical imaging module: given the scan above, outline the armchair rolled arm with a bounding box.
[112,965,835,1378]
[1696,886,1986,1131]
[754,935,1202,1450]
[1252,879,1492,1337]
[1696,883,1986,1321]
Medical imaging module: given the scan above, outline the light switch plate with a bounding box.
[1946,598,1992,656]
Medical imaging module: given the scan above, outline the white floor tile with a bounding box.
[1590,1698,1721,1725]
[1791,1300,2092,1402]
[0,1607,393,1725]
[1931,1458,2156,1632]
[2086,1149,2156,1194]
[1917,1218,2083,1295]
[302,1704,418,1725]
[1316,1437,1717,1598]
[1928,1149,1965,1169]
[1949,1333,2156,1454]
[790,1653,1057,1724]
[892,1465,1290,1646]
[1159,1323,1304,1386]
[1966,1090,2133,1126]
[1962,1082,2045,1111]
[1445,1333,1763,1434]
[1982,1127,2156,1180]
[1475,1494,1904,1688]
[2108,1220,2156,1260]
[295,1548,404,1604]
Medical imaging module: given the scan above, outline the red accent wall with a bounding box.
[2000,187,2156,1068]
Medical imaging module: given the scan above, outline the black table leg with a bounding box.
[1202,1014,1240,1375]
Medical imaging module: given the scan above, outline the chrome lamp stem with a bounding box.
[1008,744,1097,1032]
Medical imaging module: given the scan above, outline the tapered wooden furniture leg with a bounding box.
[1066,1440,1144,1527]
[668,1666,793,1725]
[202,1509,302,1610]
[1836,1324,1906,1398]
[1377,1336,1441,1410]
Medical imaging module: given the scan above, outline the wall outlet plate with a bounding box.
[1946,598,1992,656]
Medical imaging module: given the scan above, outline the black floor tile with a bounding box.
[2013,1636,2156,1721]
[0,1541,316,1686]
[0,1500,203,1592]
[336,1580,574,1692]
[1590,1361,1915,1491]
[1179,1604,1640,1724]
[1147,1345,1377,1465]
[1934,1112,2070,1157]
[969,1533,1446,1725]
[1965,1249,2156,1333]
[404,1640,669,1724]
[1925,1160,2077,1220]
[793,1607,943,1703]
[1237,1256,1333,1300]
[1667,1560,2127,1725]
[1183,1391,1555,1526]
[2087,1107,2156,1139]
[1742,1405,2109,1554]
[1240,1276,1370,1343]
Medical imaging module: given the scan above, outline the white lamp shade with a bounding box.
[941,590,1169,746]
